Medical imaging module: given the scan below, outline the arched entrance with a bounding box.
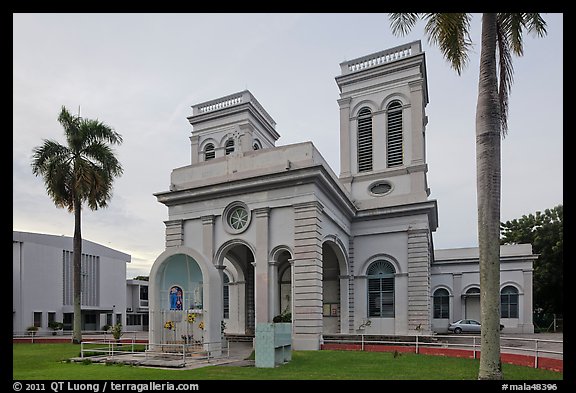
[217,241,256,336]
[148,247,222,349]
[322,238,349,334]
[464,287,481,320]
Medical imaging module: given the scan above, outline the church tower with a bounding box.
[335,40,430,210]
[187,90,280,165]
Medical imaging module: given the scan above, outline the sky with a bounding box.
[13,13,563,279]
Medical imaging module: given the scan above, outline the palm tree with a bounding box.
[31,106,123,344]
[389,13,547,380]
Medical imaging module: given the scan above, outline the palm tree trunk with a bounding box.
[72,197,83,344]
[476,13,502,380]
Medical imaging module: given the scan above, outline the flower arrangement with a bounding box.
[187,313,196,324]
[164,320,175,330]
[198,321,205,330]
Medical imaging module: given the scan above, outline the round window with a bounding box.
[223,202,251,234]
[369,181,393,196]
[228,207,249,230]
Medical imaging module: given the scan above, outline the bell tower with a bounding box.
[335,41,430,210]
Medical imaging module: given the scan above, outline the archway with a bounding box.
[217,241,256,336]
[464,287,481,320]
[322,239,349,334]
[276,249,292,318]
[149,252,206,346]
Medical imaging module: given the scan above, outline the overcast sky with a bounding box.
[13,13,563,278]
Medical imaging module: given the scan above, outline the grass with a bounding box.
[13,343,562,380]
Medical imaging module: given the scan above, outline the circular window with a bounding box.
[229,207,249,230]
[369,181,393,196]
[223,202,251,234]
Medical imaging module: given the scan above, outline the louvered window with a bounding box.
[367,260,395,317]
[433,288,450,319]
[204,143,215,160]
[357,107,373,172]
[501,286,519,318]
[63,251,99,307]
[387,101,403,167]
[223,274,230,319]
[225,139,235,155]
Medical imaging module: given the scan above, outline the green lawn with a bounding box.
[13,343,562,380]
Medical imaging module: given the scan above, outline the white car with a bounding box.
[448,319,504,334]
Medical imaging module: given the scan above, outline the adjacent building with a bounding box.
[12,230,130,334]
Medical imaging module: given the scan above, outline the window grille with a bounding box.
[387,101,403,167]
[357,107,373,172]
[223,274,230,319]
[501,286,519,318]
[225,139,235,155]
[63,251,100,307]
[367,260,395,317]
[205,143,215,160]
[433,288,450,319]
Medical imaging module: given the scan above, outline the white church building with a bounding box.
[148,40,535,351]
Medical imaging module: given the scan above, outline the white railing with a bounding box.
[340,41,421,75]
[191,90,276,128]
[13,330,147,343]
[197,94,244,114]
[321,334,563,369]
[80,339,230,366]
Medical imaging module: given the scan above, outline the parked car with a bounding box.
[448,319,504,334]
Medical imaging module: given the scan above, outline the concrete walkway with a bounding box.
[70,341,254,370]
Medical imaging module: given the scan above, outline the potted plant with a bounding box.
[26,326,39,336]
[48,321,64,335]
[111,323,123,344]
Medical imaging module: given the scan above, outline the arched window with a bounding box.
[386,101,403,167]
[501,286,519,318]
[223,274,230,319]
[367,260,395,317]
[204,143,215,160]
[225,139,235,155]
[357,107,373,172]
[433,288,450,319]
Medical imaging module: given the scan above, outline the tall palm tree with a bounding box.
[31,106,123,344]
[389,13,547,380]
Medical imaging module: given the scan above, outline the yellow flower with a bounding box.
[164,321,175,330]
[198,321,205,330]
[187,314,196,323]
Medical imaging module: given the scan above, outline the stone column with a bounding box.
[201,215,214,263]
[239,124,253,154]
[338,97,352,178]
[522,269,534,332]
[407,228,432,333]
[338,275,350,334]
[190,135,200,164]
[409,80,425,165]
[254,208,270,324]
[452,273,462,321]
[165,219,183,248]
[268,261,279,320]
[292,201,324,350]
[347,237,355,333]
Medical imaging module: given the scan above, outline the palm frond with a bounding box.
[80,119,123,146]
[423,13,472,75]
[389,13,421,36]
[522,13,548,37]
[496,22,514,137]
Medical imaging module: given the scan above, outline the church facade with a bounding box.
[148,41,534,351]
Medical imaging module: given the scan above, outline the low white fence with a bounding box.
[80,339,230,365]
[321,334,563,369]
